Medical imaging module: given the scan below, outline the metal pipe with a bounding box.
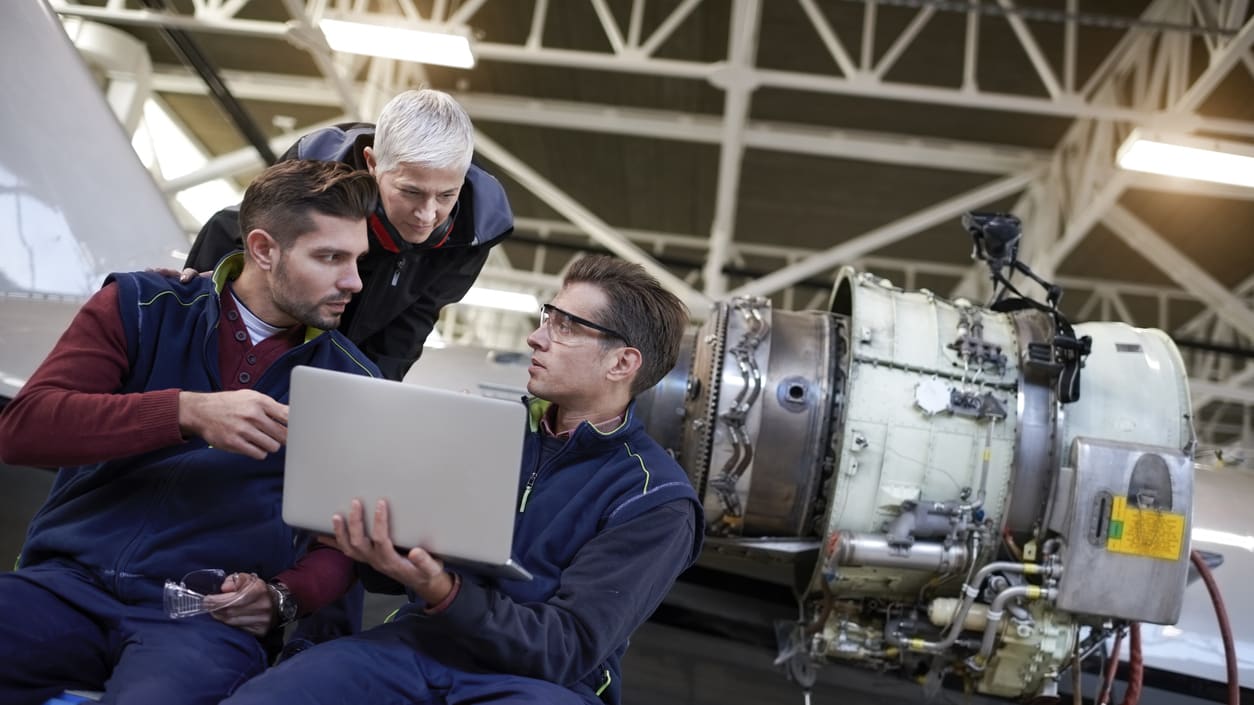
[976,584,1059,661]
[966,418,1000,513]
[892,560,1058,653]
[830,532,969,573]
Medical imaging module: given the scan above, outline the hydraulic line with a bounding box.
[975,584,1058,662]
[1191,549,1239,705]
[1120,623,1142,705]
[1095,626,1124,705]
[891,560,1058,653]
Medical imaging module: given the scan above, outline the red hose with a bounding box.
[1096,628,1125,705]
[1190,549,1240,705]
[1118,622,1142,705]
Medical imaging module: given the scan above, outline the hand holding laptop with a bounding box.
[283,367,533,581]
[319,497,454,605]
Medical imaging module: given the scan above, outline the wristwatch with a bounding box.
[267,580,298,628]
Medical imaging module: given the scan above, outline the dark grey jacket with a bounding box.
[186,123,514,380]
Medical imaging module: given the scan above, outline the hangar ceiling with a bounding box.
[49,0,1254,454]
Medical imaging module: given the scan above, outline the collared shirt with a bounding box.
[216,284,304,390]
[539,405,624,439]
[0,277,358,616]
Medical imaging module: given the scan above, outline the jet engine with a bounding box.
[637,217,1196,700]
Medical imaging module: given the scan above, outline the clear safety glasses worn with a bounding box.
[539,303,633,348]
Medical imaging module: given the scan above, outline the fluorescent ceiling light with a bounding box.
[1117,130,1254,189]
[458,287,539,313]
[319,18,475,69]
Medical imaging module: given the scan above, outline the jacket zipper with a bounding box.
[518,439,569,513]
[111,460,184,592]
[390,257,405,286]
[117,305,221,574]
[519,457,542,513]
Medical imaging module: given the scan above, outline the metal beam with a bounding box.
[1192,366,1254,410]
[63,17,154,134]
[159,116,348,193]
[445,0,488,27]
[743,66,1254,138]
[871,4,935,79]
[1032,172,1129,280]
[58,1,1254,135]
[279,0,360,119]
[1174,274,1254,340]
[1190,376,1254,407]
[1063,0,1077,92]
[797,0,858,77]
[588,0,626,55]
[1173,12,1254,113]
[626,0,644,49]
[209,0,253,18]
[525,0,548,48]
[512,215,1239,306]
[150,64,337,104]
[996,0,1064,99]
[471,130,711,313]
[1103,204,1254,340]
[50,1,290,37]
[1078,0,1165,96]
[148,69,1047,175]
[1016,1,1249,286]
[727,171,1038,298]
[638,0,704,57]
[703,0,761,298]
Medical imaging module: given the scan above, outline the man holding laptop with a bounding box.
[224,255,704,705]
[0,160,379,705]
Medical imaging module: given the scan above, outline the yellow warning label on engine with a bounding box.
[1106,495,1186,561]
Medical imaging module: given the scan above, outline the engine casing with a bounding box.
[639,267,1195,699]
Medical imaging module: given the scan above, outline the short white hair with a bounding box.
[372,89,474,175]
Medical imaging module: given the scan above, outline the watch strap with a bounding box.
[267,580,298,627]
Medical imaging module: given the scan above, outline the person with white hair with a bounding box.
[182,88,515,657]
[186,88,514,382]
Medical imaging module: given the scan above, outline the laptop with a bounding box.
[283,366,532,581]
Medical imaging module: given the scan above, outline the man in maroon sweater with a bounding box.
[0,160,379,705]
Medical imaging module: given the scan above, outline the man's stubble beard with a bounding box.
[271,254,344,331]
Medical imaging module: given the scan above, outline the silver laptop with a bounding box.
[283,366,532,581]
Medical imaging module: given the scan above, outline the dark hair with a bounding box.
[238,160,378,248]
[563,255,689,397]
